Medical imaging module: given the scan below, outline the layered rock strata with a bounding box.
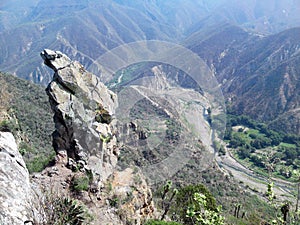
[41,49,119,183]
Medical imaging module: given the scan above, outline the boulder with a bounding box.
[0,132,33,224]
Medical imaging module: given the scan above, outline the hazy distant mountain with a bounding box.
[2,0,300,84]
[187,0,300,35]
[185,24,300,134]
[0,0,210,84]
[0,0,178,84]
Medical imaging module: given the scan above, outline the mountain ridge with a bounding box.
[2,0,300,85]
[186,25,300,134]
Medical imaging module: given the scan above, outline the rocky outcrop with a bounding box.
[105,168,155,225]
[41,49,119,184]
[0,132,33,224]
[40,49,157,224]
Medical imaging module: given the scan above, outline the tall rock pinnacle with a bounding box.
[41,49,119,183]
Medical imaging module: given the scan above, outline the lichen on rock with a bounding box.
[41,49,119,184]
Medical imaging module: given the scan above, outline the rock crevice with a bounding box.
[41,49,118,183]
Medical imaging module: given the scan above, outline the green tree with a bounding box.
[186,193,224,225]
[171,184,217,224]
[229,133,247,148]
[237,147,251,159]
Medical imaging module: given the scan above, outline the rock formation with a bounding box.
[41,49,119,184]
[108,168,155,224]
[0,132,33,224]
[40,49,156,224]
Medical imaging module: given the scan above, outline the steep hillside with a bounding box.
[186,25,300,134]
[0,72,54,172]
[0,49,279,225]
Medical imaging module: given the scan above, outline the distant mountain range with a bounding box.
[185,24,300,134]
[1,0,203,84]
[1,0,300,134]
[1,0,300,83]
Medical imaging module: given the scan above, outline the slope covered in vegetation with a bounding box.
[0,72,54,172]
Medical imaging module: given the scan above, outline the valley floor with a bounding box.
[216,144,296,203]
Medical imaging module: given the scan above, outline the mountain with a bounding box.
[2,0,300,85]
[0,0,204,85]
[186,0,300,35]
[185,25,300,134]
[2,1,300,224]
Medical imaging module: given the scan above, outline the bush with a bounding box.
[71,175,90,192]
[250,155,265,168]
[171,184,217,224]
[95,104,112,124]
[108,196,120,208]
[33,191,93,225]
[0,120,11,132]
[186,193,224,225]
[238,147,251,159]
[229,133,248,148]
[144,220,183,225]
[250,136,272,149]
[27,152,55,173]
[55,198,89,225]
[0,119,18,133]
[18,141,33,156]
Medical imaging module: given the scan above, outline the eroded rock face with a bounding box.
[106,168,155,225]
[0,132,33,224]
[41,49,118,183]
[41,50,156,224]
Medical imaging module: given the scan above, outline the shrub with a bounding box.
[186,193,224,225]
[144,220,183,225]
[171,184,217,224]
[159,180,178,220]
[238,147,251,159]
[0,119,18,133]
[27,152,55,173]
[33,191,93,225]
[56,198,88,225]
[18,141,33,156]
[108,195,120,208]
[71,175,90,192]
[95,104,112,124]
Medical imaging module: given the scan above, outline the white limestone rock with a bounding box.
[0,132,33,224]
